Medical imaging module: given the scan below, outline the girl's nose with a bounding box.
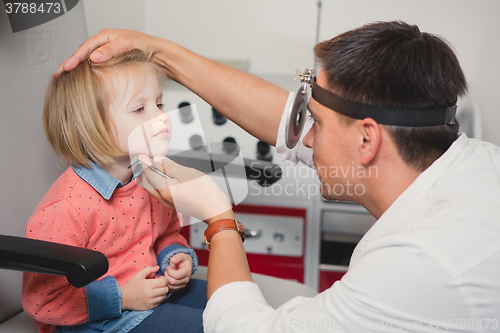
[153,112,168,124]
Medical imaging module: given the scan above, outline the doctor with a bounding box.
[55,21,500,332]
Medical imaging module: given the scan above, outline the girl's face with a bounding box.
[106,66,172,160]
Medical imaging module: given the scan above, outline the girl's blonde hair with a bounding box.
[43,49,165,167]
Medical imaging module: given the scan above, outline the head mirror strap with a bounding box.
[311,79,457,127]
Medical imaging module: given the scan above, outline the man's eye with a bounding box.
[157,103,164,110]
[133,107,145,114]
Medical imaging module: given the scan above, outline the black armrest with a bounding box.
[0,235,108,288]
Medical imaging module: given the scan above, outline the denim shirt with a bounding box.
[55,161,198,333]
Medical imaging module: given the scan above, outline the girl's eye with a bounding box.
[157,103,164,110]
[133,106,145,114]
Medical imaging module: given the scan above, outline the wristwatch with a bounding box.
[204,219,245,250]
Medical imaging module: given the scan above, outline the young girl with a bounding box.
[22,50,206,333]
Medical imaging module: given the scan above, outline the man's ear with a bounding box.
[357,118,381,165]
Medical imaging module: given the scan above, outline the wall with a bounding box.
[82,0,500,146]
[0,2,88,321]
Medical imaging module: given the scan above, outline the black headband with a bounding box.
[311,78,457,127]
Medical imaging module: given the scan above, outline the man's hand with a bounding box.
[120,266,169,311]
[165,253,193,292]
[138,155,235,224]
[53,29,160,79]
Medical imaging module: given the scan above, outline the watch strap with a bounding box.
[204,219,245,250]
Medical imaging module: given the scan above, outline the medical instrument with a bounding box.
[127,155,174,180]
[285,68,459,147]
[286,69,314,149]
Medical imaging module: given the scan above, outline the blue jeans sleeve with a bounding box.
[157,244,198,277]
[85,275,122,322]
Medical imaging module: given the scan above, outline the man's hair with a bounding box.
[314,21,468,171]
[43,49,165,167]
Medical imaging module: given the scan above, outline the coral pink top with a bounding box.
[22,166,190,333]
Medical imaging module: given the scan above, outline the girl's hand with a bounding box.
[165,253,193,292]
[120,266,169,311]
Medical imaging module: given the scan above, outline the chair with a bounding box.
[0,235,108,332]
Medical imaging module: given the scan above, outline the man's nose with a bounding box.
[303,127,314,148]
